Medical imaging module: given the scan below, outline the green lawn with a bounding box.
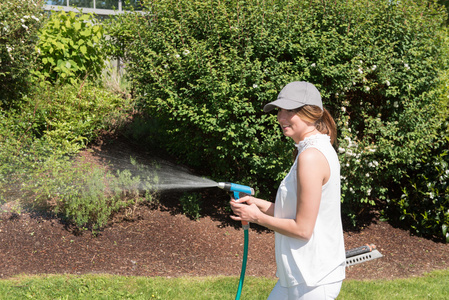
[0,269,448,299]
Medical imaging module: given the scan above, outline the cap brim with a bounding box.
[263,99,306,112]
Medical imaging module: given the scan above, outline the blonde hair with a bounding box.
[296,105,337,144]
[292,105,337,159]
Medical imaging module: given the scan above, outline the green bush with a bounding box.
[0,82,139,229]
[5,83,132,155]
[385,69,449,242]
[394,140,449,242]
[0,0,44,106]
[179,192,202,220]
[21,155,153,231]
[34,10,106,85]
[108,0,449,235]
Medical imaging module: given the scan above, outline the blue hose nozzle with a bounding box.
[217,182,255,198]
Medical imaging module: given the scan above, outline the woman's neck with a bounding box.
[294,128,320,143]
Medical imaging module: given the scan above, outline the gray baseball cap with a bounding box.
[263,81,323,112]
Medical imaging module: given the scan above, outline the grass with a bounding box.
[0,269,448,299]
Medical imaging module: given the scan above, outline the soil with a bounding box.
[1,136,448,282]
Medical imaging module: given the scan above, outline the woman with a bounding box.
[230,81,346,299]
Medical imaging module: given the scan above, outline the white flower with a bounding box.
[31,15,39,22]
[371,65,377,71]
[182,49,190,55]
[385,80,390,86]
[338,147,346,153]
[21,24,28,30]
[23,15,30,19]
[358,68,363,74]
[404,63,410,70]
[341,106,346,112]
[175,54,180,58]
[367,189,371,196]
[252,84,258,88]
[393,101,399,108]
[311,63,316,67]
[366,173,370,177]
[429,192,434,199]
[365,86,370,91]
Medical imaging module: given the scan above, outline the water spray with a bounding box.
[217,182,255,300]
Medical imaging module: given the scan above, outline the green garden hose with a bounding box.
[235,225,249,300]
[216,183,255,300]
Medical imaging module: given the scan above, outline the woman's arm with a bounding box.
[230,148,329,241]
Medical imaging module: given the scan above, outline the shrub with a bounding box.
[108,0,449,234]
[21,82,133,152]
[385,69,449,242]
[395,142,449,242]
[21,155,154,231]
[0,0,44,106]
[179,192,202,220]
[0,82,138,229]
[34,10,106,85]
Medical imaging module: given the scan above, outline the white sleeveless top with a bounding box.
[274,133,346,287]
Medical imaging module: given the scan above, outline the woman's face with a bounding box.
[277,108,310,143]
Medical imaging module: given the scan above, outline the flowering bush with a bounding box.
[108,0,449,238]
[0,0,44,106]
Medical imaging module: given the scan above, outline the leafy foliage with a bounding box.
[386,70,449,242]
[0,0,44,106]
[22,155,153,231]
[35,10,106,85]
[0,82,138,230]
[179,192,202,220]
[106,0,449,238]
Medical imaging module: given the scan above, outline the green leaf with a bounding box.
[80,45,87,55]
[74,22,81,31]
[80,28,92,37]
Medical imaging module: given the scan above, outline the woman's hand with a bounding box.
[229,196,262,223]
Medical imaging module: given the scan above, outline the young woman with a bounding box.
[230,81,346,299]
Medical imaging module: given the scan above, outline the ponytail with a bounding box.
[296,105,337,144]
[316,108,337,145]
[292,105,337,159]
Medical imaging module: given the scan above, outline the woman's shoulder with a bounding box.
[297,147,327,167]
